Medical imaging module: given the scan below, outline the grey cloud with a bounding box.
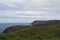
[0,0,60,23]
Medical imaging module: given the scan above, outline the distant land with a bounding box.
[32,20,60,25]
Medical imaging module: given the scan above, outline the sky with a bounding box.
[0,0,60,23]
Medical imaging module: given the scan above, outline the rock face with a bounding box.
[2,25,21,33]
[32,20,60,25]
[2,27,13,33]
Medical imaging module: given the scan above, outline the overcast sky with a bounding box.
[0,0,60,23]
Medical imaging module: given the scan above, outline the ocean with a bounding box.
[0,23,30,33]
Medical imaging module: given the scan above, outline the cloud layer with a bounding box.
[0,0,60,23]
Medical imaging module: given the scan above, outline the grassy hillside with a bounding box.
[0,20,60,40]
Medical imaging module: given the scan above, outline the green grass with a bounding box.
[0,23,60,40]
